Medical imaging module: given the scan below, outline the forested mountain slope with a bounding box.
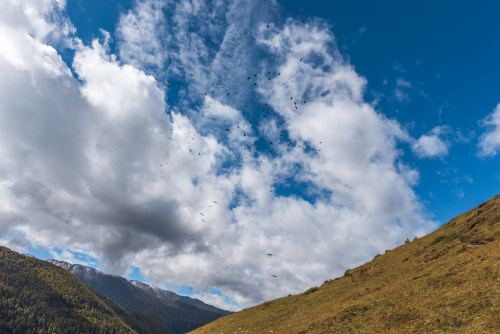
[0,246,171,334]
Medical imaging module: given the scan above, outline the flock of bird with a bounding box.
[159,37,324,278]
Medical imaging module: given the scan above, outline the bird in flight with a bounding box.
[267,253,272,256]
[270,275,277,278]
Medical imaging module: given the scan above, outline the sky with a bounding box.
[1,0,499,311]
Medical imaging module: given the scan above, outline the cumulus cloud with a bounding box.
[412,126,450,159]
[478,103,500,158]
[0,0,437,310]
[0,0,224,273]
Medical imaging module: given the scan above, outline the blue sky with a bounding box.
[63,0,500,222]
[1,0,499,310]
[282,0,500,220]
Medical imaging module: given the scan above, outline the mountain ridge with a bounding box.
[48,259,231,334]
[128,279,230,315]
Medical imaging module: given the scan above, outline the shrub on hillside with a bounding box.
[303,287,319,295]
[443,232,460,243]
[430,235,446,245]
[489,214,500,226]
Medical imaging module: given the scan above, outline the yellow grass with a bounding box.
[191,194,500,333]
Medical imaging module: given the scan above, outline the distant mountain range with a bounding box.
[48,259,231,334]
[192,194,500,333]
[0,246,171,334]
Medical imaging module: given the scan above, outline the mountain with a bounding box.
[129,280,231,316]
[0,246,171,334]
[191,194,500,333]
[48,260,231,334]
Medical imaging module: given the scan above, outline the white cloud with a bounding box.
[478,103,500,158]
[0,0,69,40]
[117,0,168,70]
[394,77,412,102]
[396,78,411,88]
[130,17,437,308]
[0,0,438,311]
[412,126,450,159]
[202,95,241,120]
[0,1,226,276]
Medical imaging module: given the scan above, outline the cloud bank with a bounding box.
[0,0,437,309]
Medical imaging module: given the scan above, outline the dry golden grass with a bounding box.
[191,194,500,333]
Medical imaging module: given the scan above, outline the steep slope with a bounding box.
[191,194,500,333]
[0,246,171,334]
[48,260,230,334]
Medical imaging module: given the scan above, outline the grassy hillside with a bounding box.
[191,194,500,333]
[0,246,171,334]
